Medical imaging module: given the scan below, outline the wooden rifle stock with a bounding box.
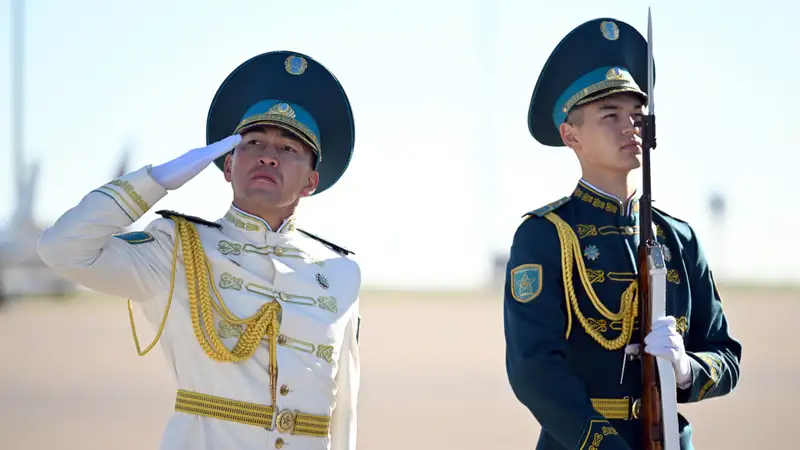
[639,240,664,450]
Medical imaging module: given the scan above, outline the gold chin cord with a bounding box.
[127,215,283,406]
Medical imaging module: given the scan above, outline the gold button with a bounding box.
[277,334,287,345]
[280,384,289,396]
[275,437,284,448]
[632,398,641,419]
[273,247,284,256]
[624,226,634,235]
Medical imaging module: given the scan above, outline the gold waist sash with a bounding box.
[591,396,641,420]
[175,389,331,437]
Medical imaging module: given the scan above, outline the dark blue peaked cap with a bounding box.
[207,50,355,196]
[528,18,655,147]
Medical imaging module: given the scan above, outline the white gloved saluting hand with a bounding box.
[149,135,242,190]
[644,315,692,389]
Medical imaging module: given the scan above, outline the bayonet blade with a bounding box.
[647,7,655,114]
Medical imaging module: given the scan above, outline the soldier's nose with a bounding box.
[257,157,278,166]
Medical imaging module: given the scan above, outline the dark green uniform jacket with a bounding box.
[503,180,742,450]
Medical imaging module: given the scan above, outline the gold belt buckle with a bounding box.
[628,396,641,420]
[275,409,298,434]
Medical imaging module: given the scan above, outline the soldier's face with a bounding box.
[223,126,319,209]
[561,93,645,173]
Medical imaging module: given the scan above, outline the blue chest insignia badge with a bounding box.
[113,231,154,245]
[510,264,543,303]
[583,244,601,261]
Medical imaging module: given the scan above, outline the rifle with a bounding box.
[637,8,680,450]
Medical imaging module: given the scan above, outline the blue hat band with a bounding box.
[551,66,644,128]
[233,100,322,162]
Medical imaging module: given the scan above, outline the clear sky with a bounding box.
[0,0,797,289]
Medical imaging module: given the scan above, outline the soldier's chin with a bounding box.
[610,153,640,170]
[242,185,279,199]
[625,156,643,170]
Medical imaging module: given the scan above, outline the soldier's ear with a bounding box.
[300,171,319,198]
[223,153,234,183]
[560,122,580,149]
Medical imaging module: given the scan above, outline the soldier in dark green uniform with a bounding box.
[503,17,742,450]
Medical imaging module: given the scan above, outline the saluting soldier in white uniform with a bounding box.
[38,50,361,450]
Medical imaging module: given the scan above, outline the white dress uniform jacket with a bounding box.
[37,166,362,450]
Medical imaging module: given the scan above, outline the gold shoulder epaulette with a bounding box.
[522,196,571,219]
[156,209,221,229]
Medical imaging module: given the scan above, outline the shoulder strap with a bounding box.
[156,210,222,229]
[653,206,688,224]
[522,196,572,218]
[297,228,354,256]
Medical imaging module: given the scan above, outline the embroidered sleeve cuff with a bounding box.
[92,165,167,222]
[678,352,724,403]
[577,418,629,450]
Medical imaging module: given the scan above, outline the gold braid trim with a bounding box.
[543,212,638,351]
[127,216,282,405]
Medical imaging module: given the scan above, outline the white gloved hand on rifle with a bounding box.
[644,315,692,389]
[149,135,242,190]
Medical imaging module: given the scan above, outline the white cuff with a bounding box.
[93,165,168,222]
[675,355,692,389]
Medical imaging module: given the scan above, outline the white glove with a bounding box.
[149,135,242,190]
[644,316,692,388]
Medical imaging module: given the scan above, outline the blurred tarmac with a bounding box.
[0,285,796,450]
